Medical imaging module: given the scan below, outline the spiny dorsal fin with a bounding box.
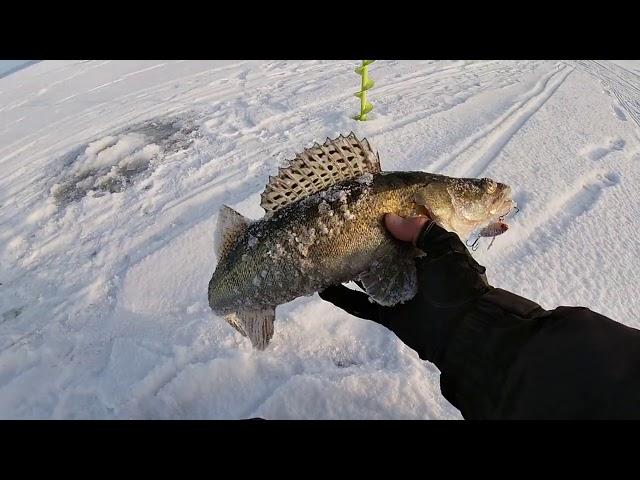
[214,205,250,260]
[225,307,275,350]
[260,132,381,214]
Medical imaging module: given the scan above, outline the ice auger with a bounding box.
[354,60,375,121]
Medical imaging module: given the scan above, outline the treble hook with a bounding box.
[487,236,497,251]
[466,236,480,251]
[499,205,520,222]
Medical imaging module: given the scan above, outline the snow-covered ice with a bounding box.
[1,60,639,419]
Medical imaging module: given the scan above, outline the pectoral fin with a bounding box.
[358,244,419,306]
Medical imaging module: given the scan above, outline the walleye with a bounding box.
[208,133,515,349]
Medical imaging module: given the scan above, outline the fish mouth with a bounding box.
[488,184,514,217]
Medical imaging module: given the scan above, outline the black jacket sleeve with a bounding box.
[439,287,640,419]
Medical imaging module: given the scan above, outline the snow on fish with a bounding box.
[208,133,515,349]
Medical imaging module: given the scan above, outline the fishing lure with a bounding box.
[466,221,509,251]
[466,205,520,251]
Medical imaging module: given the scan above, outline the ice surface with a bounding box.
[1,60,639,419]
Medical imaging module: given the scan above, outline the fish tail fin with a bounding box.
[225,307,276,350]
[214,205,250,260]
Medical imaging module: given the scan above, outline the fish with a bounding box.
[208,133,515,349]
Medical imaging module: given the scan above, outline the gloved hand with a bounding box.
[319,213,492,365]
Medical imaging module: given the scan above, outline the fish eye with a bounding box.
[482,178,497,194]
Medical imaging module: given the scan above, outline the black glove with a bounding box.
[319,220,492,365]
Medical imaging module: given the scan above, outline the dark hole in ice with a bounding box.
[1,306,24,324]
[50,115,199,207]
[334,358,360,368]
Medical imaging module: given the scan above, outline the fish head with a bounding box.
[454,177,514,220]
[413,176,514,237]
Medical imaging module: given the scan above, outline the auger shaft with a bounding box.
[354,60,375,121]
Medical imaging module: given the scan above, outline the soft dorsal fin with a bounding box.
[214,205,250,259]
[260,132,381,214]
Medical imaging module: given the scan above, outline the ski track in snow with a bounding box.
[1,60,639,419]
[569,60,640,128]
[494,170,620,264]
[429,63,571,177]
[453,65,572,177]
